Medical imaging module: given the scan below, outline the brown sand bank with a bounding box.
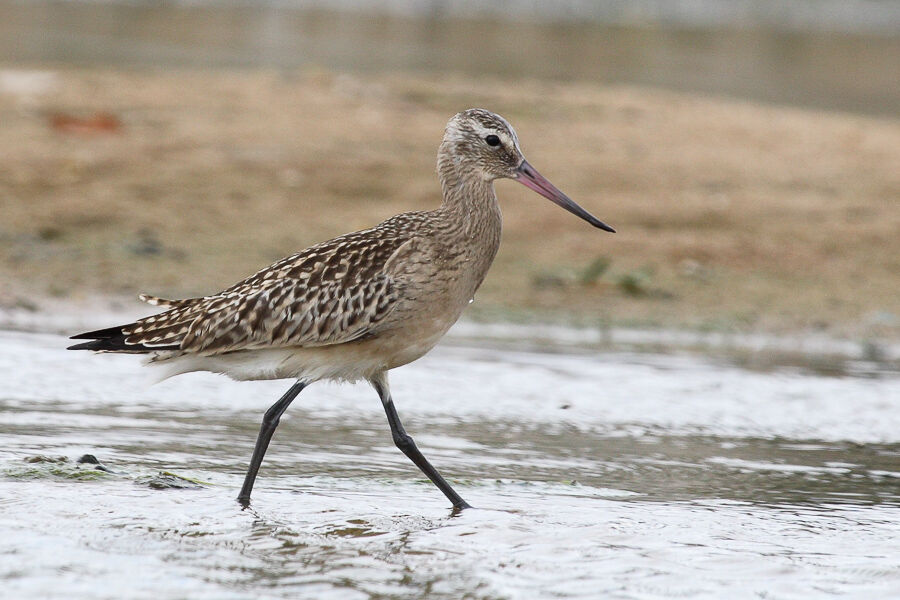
[1,68,898,339]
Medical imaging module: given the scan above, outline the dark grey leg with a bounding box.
[371,373,472,510]
[237,380,308,508]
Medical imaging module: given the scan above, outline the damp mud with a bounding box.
[1,329,899,599]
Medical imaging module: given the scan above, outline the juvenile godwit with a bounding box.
[68,109,615,510]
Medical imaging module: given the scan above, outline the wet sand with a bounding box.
[1,68,898,342]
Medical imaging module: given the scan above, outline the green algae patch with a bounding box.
[138,471,210,490]
[6,455,114,481]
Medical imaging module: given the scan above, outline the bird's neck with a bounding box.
[435,146,503,293]
[436,147,502,237]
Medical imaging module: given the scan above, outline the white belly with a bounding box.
[149,327,448,384]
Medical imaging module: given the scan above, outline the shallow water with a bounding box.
[1,329,899,599]
[2,2,899,116]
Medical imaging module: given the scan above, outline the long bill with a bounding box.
[514,160,615,233]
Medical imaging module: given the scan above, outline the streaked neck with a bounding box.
[437,145,500,229]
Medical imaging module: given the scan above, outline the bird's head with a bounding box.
[442,109,615,232]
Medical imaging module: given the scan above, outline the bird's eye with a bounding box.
[484,134,501,147]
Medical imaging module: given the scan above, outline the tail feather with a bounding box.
[69,293,198,353]
[69,325,129,340]
[67,324,178,353]
[139,293,197,308]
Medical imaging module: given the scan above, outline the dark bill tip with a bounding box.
[514,161,615,233]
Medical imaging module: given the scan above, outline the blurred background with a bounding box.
[3,4,900,598]
[1,0,898,345]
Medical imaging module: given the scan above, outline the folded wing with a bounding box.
[69,218,418,355]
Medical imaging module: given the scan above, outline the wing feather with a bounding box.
[105,215,423,356]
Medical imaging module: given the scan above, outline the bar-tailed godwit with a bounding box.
[69,109,615,510]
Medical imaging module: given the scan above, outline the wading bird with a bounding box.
[68,109,615,510]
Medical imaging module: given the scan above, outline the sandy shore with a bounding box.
[1,67,898,340]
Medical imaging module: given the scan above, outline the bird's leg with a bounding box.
[370,373,472,511]
[237,380,308,508]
